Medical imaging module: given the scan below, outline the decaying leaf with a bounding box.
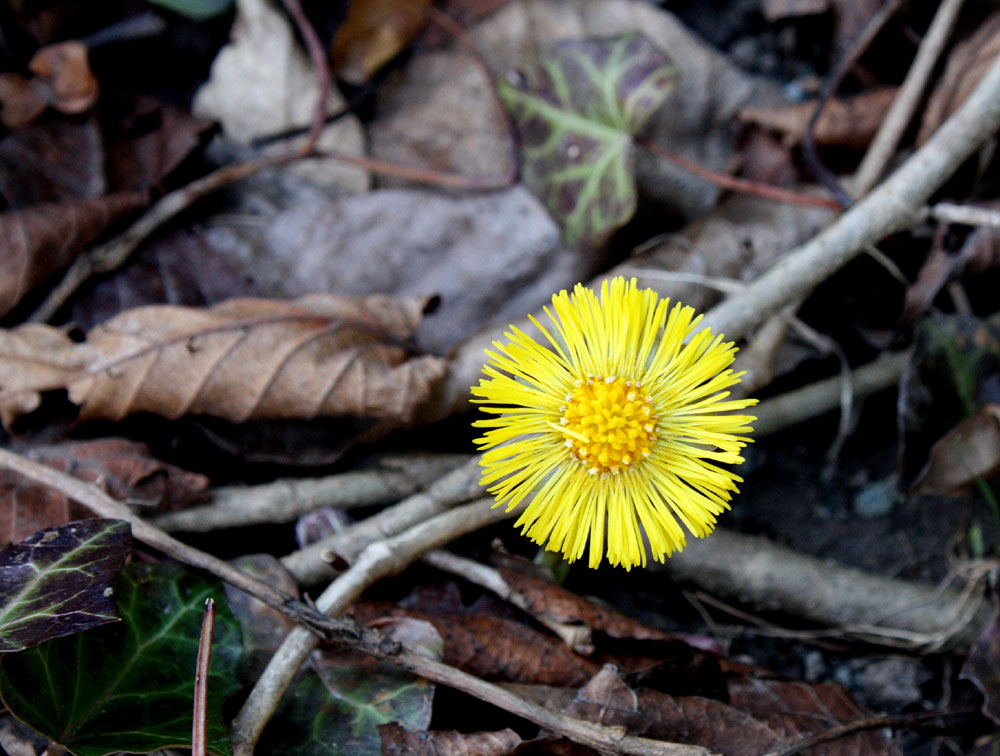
[961,575,1000,725]
[738,88,897,149]
[193,0,368,193]
[919,8,1000,145]
[0,193,146,318]
[331,0,431,85]
[910,405,1000,496]
[358,603,597,686]
[259,622,440,756]
[904,210,1000,322]
[0,519,130,652]
[0,42,98,129]
[568,665,897,756]
[900,316,1000,487]
[378,723,522,756]
[0,563,242,756]
[0,100,211,317]
[1,438,209,545]
[0,293,446,429]
[498,32,676,247]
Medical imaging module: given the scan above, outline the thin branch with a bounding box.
[0,446,335,637]
[637,139,842,210]
[853,0,967,196]
[281,455,483,584]
[152,453,469,532]
[277,0,328,157]
[760,708,975,756]
[0,444,710,756]
[192,598,215,756]
[802,0,906,206]
[699,47,1000,344]
[230,497,518,755]
[925,201,1000,228]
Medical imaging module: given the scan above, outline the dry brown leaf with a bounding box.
[331,0,431,85]
[356,602,598,686]
[910,405,1000,496]
[919,9,1000,145]
[568,666,897,756]
[0,74,49,129]
[28,41,98,115]
[0,293,446,428]
[738,87,897,149]
[0,42,97,129]
[0,192,147,318]
[0,438,209,544]
[494,560,674,642]
[379,723,521,755]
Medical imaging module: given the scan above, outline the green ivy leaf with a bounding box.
[0,519,131,653]
[498,32,677,248]
[0,563,243,756]
[145,0,233,21]
[259,619,439,756]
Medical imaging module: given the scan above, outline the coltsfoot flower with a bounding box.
[472,276,756,570]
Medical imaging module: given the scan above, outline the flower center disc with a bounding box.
[559,376,658,476]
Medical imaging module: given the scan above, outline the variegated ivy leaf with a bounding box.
[498,32,677,248]
[0,519,130,652]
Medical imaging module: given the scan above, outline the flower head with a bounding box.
[472,276,756,570]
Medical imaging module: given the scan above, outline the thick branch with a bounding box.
[152,453,468,532]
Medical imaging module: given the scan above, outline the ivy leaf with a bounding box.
[0,519,130,652]
[258,618,440,756]
[498,32,677,247]
[0,563,243,756]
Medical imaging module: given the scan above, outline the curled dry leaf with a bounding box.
[0,42,98,129]
[0,293,446,429]
[919,9,1000,145]
[910,405,1000,496]
[1,438,209,545]
[738,88,897,149]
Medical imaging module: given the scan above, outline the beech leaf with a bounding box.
[498,32,677,247]
[0,563,243,756]
[0,293,446,428]
[0,519,130,652]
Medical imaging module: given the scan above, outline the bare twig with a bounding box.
[28,156,285,324]
[312,149,512,189]
[925,201,1000,228]
[853,0,967,196]
[277,0,328,156]
[0,444,710,756]
[802,0,906,206]
[280,455,482,584]
[654,528,991,653]
[192,598,215,756]
[0,446,334,636]
[637,139,842,210]
[230,497,518,755]
[152,453,469,532]
[752,351,907,437]
[699,48,1000,345]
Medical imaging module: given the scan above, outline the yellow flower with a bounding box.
[472,276,756,570]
